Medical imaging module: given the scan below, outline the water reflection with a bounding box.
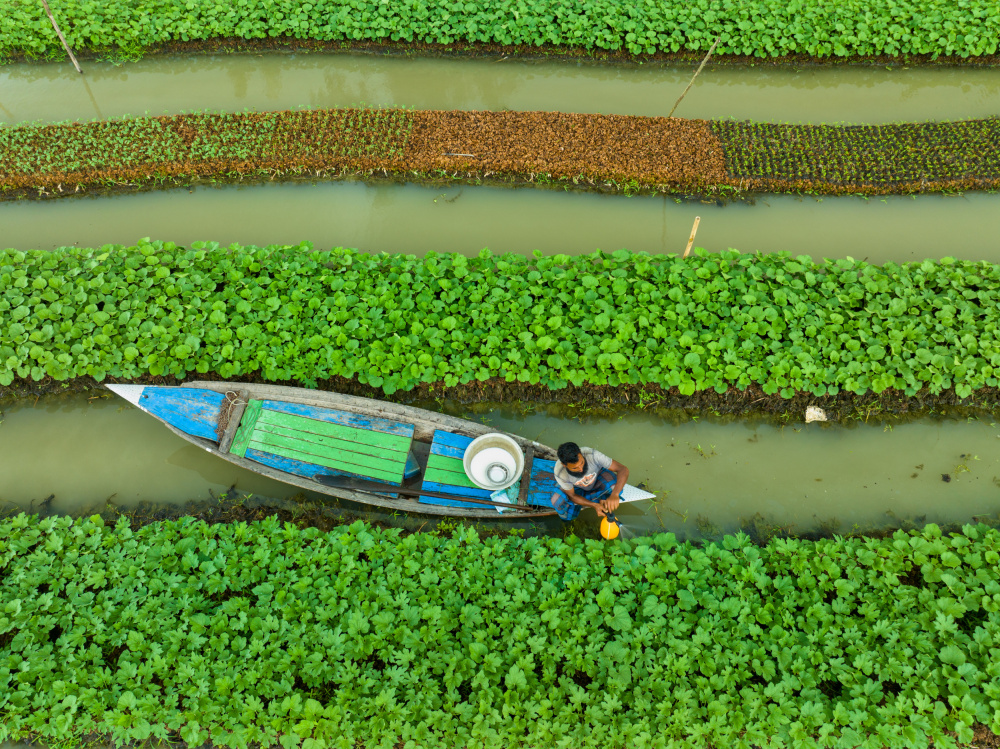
[2,54,998,125]
[2,181,999,264]
[3,392,1000,541]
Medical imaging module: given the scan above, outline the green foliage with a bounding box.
[713,118,1000,190]
[2,242,1000,398]
[2,0,999,59]
[2,514,1000,747]
[0,107,412,186]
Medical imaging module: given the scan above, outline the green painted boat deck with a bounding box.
[423,452,480,489]
[229,399,413,484]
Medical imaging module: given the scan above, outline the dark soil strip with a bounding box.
[4,108,1000,200]
[8,35,1000,68]
[5,372,1000,425]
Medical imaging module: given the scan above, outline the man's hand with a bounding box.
[605,493,621,513]
[592,501,608,517]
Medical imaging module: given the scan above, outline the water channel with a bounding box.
[3,54,1000,543]
[3,55,999,261]
[3,181,999,264]
[3,54,1000,125]
[4,391,1000,540]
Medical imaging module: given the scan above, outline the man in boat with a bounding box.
[552,442,629,522]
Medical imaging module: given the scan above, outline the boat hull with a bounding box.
[106,381,655,519]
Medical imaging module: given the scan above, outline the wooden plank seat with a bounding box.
[229,399,415,486]
[419,431,499,510]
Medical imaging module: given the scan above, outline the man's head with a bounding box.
[557,442,585,472]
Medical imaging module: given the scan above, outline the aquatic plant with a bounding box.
[0,107,412,196]
[2,0,999,60]
[4,110,997,200]
[2,513,999,747]
[712,117,1000,194]
[3,242,1000,401]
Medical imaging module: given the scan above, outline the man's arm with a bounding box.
[564,487,608,517]
[604,459,630,512]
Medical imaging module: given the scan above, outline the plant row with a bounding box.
[2,0,999,61]
[712,118,1000,192]
[4,109,1000,199]
[2,513,999,748]
[0,108,726,199]
[0,108,411,195]
[3,241,1000,399]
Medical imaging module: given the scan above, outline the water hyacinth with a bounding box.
[3,242,1000,398]
[1,0,999,60]
[1,514,999,747]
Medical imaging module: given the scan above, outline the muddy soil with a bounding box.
[3,372,1000,425]
[7,36,1000,68]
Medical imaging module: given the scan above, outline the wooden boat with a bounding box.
[106,381,655,519]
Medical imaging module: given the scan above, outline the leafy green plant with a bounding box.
[2,0,999,60]
[712,117,1000,195]
[4,243,1000,401]
[2,514,1000,748]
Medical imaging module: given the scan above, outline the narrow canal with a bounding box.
[4,54,1000,544]
[3,181,999,264]
[4,391,999,539]
[3,54,999,124]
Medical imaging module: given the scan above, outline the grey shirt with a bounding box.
[554,447,613,494]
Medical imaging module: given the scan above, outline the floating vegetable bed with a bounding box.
[2,513,999,748]
[712,118,1000,194]
[4,242,1000,405]
[2,0,999,62]
[3,108,998,200]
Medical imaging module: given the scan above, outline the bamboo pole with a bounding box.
[682,216,701,258]
[39,0,83,74]
[668,34,721,119]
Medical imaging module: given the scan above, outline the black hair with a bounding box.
[557,442,582,465]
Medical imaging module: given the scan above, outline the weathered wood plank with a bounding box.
[217,389,250,454]
[424,465,477,488]
[257,408,410,453]
[251,420,406,470]
[250,427,404,474]
[419,480,494,509]
[424,454,479,489]
[229,399,263,458]
[254,420,407,464]
[260,400,414,438]
[140,387,225,441]
[429,430,474,457]
[247,434,404,483]
[517,447,535,507]
[429,440,466,460]
[245,449,399,495]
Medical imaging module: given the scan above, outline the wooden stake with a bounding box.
[40,0,83,74]
[668,35,721,119]
[682,216,701,258]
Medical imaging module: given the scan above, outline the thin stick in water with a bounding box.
[40,0,83,74]
[668,34,721,119]
[683,216,701,258]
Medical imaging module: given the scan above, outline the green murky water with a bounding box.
[3,392,1000,539]
[2,182,999,264]
[2,54,999,125]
